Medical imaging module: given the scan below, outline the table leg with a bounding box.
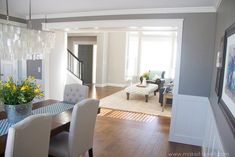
[127,93,130,100]
[162,95,166,112]
[154,91,157,96]
[145,95,148,102]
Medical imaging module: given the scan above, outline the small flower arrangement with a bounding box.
[142,71,150,79]
[0,76,43,105]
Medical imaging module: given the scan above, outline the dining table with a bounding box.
[0,99,93,157]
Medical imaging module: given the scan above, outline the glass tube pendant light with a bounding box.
[0,0,55,60]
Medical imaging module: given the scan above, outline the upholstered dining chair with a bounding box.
[5,114,52,157]
[63,84,89,104]
[49,99,99,157]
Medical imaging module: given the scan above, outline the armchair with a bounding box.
[145,70,165,91]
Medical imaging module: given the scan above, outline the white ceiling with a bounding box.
[0,0,220,19]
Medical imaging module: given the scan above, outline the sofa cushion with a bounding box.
[149,71,163,80]
[153,74,161,80]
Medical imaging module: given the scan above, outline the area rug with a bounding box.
[99,90,171,117]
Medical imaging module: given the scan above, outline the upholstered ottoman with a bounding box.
[124,84,158,102]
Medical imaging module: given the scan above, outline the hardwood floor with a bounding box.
[86,85,202,157]
[88,85,124,99]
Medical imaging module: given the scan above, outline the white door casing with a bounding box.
[0,60,17,81]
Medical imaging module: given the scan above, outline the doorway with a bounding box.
[0,60,19,81]
[73,43,97,85]
[44,19,183,95]
[77,44,93,85]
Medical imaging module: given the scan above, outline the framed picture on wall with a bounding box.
[219,22,235,136]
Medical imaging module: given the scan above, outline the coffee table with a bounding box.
[124,84,158,102]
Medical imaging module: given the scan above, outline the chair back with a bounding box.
[5,114,52,157]
[149,70,165,79]
[68,99,99,157]
[63,84,89,104]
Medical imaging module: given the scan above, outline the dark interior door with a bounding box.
[78,45,93,84]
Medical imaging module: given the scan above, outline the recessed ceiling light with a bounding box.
[141,26,177,31]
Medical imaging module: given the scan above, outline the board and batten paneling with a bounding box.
[169,94,226,156]
[169,94,209,146]
[202,104,226,157]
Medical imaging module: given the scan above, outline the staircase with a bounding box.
[67,49,84,83]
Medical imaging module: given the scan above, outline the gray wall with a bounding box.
[209,0,235,156]
[32,13,216,97]
[67,36,97,52]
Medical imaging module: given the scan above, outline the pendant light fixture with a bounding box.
[0,0,55,60]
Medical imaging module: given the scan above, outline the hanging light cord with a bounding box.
[6,0,9,21]
[29,0,31,21]
[28,0,32,29]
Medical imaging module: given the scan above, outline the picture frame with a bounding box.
[216,36,224,68]
[215,67,222,95]
[215,37,224,96]
[218,22,235,137]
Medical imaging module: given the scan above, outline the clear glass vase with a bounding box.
[4,102,33,124]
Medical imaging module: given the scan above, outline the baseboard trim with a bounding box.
[169,133,203,146]
[95,84,107,87]
[202,145,207,157]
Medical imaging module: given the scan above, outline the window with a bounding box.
[125,32,139,80]
[125,31,177,80]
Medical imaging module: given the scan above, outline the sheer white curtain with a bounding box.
[125,31,177,80]
[125,32,139,81]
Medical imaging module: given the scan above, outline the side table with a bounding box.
[162,92,173,112]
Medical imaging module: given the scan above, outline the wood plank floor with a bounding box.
[85,85,202,157]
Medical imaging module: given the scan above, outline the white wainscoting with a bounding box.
[169,94,226,156]
[202,103,226,157]
[169,94,210,146]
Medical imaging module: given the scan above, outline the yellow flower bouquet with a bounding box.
[0,76,43,105]
[0,76,44,123]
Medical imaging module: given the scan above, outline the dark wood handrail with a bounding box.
[67,49,84,83]
[67,49,83,63]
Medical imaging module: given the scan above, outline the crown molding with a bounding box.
[0,9,25,19]
[27,6,217,20]
[0,19,27,27]
[215,0,223,10]
[42,19,184,31]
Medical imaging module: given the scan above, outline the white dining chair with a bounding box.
[49,98,99,157]
[5,114,52,157]
[63,84,89,104]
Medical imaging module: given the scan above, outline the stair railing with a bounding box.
[67,49,84,82]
